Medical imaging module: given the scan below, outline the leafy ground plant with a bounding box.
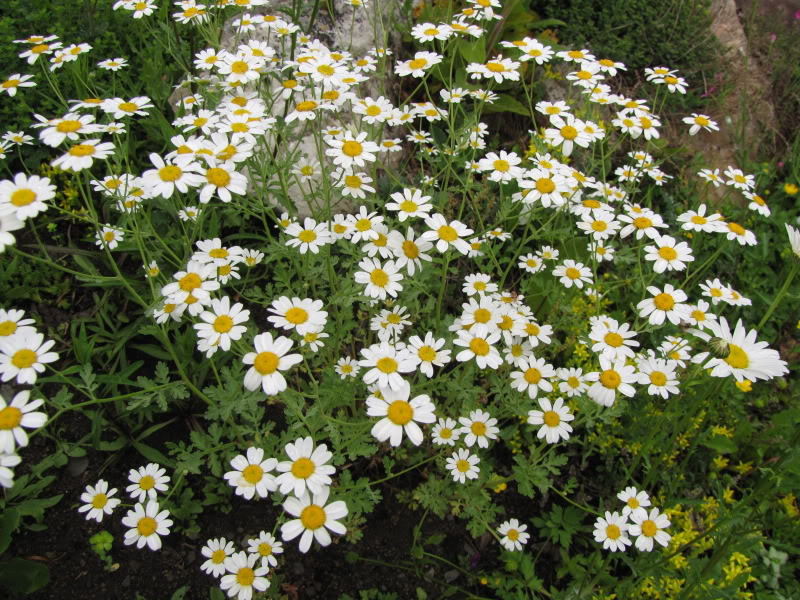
[0,0,799,598]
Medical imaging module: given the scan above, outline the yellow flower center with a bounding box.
[206,168,231,187]
[591,220,607,232]
[211,549,226,564]
[507,528,520,541]
[69,144,96,157]
[11,349,37,369]
[118,102,139,113]
[626,497,640,509]
[345,175,362,188]
[408,58,428,70]
[524,368,542,384]
[418,346,437,362]
[213,315,233,333]
[254,352,279,375]
[0,321,17,336]
[486,61,506,73]
[300,504,326,530]
[536,178,555,193]
[91,493,108,509]
[695,116,710,126]
[236,567,256,586]
[438,225,458,242]
[387,400,414,425]
[159,165,182,182]
[137,516,157,536]
[542,410,560,427]
[257,542,272,557]
[565,267,581,280]
[242,464,264,484]
[284,307,309,325]
[599,369,621,389]
[725,344,749,369]
[606,524,621,539]
[365,105,382,117]
[728,222,745,236]
[469,338,490,356]
[472,308,491,324]
[376,357,398,373]
[230,61,249,75]
[291,457,315,479]
[658,247,678,260]
[0,407,23,430]
[604,332,624,348]
[370,269,389,287]
[650,371,667,386]
[296,100,317,112]
[456,459,471,473]
[653,293,675,311]
[471,422,487,436]
[560,125,578,140]
[10,189,36,207]
[641,520,657,537]
[179,272,202,292]
[567,376,580,389]
[298,229,317,243]
[55,119,83,133]
[691,215,707,225]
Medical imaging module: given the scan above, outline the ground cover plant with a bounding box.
[0,0,799,598]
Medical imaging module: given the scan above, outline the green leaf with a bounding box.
[702,435,737,454]
[0,508,20,554]
[457,38,485,64]
[170,585,189,600]
[132,441,174,466]
[0,558,49,595]
[528,18,566,30]
[483,94,530,116]
[210,588,225,600]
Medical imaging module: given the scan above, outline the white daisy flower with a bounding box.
[224,447,278,500]
[617,486,651,517]
[335,357,360,379]
[354,257,403,300]
[275,436,335,498]
[510,356,555,399]
[201,537,235,577]
[126,463,169,502]
[247,531,283,569]
[593,511,631,552]
[358,342,416,391]
[497,519,530,551]
[585,357,638,407]
[557,367,588,397]
[0,330,59,385]
[78,479,121,522]
[367,379,436,447]
[636,284,690,326]
[281,488,348,553]
[406,333,450,378]
[628,507,671,552]
[220,551,270,598]
[453,325,503,369]
[122,500,173,551]
[0,390,46,452]
[421,213,474,255]
[458,409,499,449]
[242,332,303,396]
[431,417,460,446]
[285,218,333,254]
[445,448,480,483]
[527,397,574,443]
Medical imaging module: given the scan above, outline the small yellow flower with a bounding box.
[711,425,734,438]
[722,488,735,503]
[779,494,798,517]
[493,482,507,493]
[735,380,752,392]
[784,182,799,195]
[480,577,488,585]
[733,461,753,475]
[712,456,729,470]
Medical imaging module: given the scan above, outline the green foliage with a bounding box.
[529,0,721,77]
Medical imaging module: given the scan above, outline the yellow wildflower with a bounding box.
[784,182,798,195]
[712,456,729,470]
[735,380,752,392]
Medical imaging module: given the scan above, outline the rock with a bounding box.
[171,1,406,217]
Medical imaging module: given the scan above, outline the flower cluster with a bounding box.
[594,488,671,552]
